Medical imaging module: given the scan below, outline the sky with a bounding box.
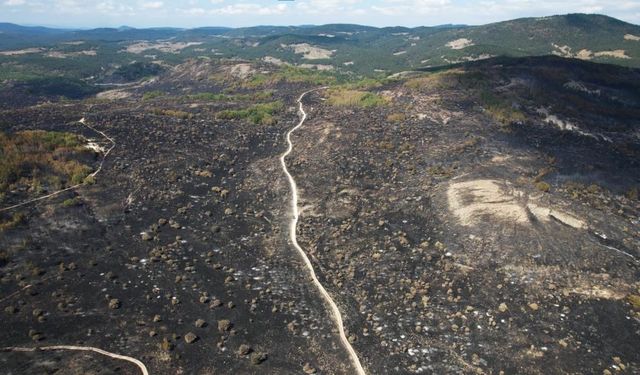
[1,0,639,28]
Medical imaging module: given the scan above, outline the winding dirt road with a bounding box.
[280,88,367,375]
[2,345,149,375]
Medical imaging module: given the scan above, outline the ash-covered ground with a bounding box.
[1,57,639,374]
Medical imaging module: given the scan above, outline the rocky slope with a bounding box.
[0,57,638,374]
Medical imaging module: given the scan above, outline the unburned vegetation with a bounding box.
[216,100,284,125]
[0,130,94,203]
[325,88,388,108]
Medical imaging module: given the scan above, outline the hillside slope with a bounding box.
[0,14,639,79]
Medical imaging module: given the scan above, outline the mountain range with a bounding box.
[0,14,639,79]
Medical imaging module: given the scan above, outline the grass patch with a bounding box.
[405,70,487,91]
[0,130,93,197]
[62,197,81,207]
[187,91,273,102]
[535,181,551,192]
[153,109,193,119]
[340,77,388,90]
[216,101,283,125]
[142,90,165,101]
[326,89,389,108]
[479,90,526,125]
[387,113,406,122]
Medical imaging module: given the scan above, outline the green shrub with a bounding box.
[62,197,81,207]
[535,181,551,192]
[216,101,283,125]
[152,109,192,119]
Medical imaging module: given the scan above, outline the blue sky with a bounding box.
[1,0,639,28]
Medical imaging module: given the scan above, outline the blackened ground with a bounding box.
[1,57,639,375]
[0,79,357,374]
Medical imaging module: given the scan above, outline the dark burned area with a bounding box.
[0,56,639,375]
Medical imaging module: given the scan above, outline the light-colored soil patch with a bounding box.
[491,155,511,163]
[0,47,44,56]
[563,274,632,300]
[563,81,600,96]
[447,179,586,229]
[45,50,97,58]
[343,61,354,66]
[447,179,529,226]
[624,34,640,41]
[169,60,216,81]
[551,44,572,57]
[536,108,611,142]
[552,44,630,60]
[125,41,202,54]
[593,50,630,59]
[298,64,334,71]
[228,63,256,79]
[84,140,106,153]
[262,56,288,66]
[393,51,407,56]
[96,89,131,100]
[446,38,474,50]
[526,203,585,229]
[443,54,494,64]
[284,43,334,59]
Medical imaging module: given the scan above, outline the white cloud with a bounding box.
[54,0,86,14]
[1,0,639,28]
[210,3,287,16]
[4,0,26,6]
[95,1,134,16]
[181,7,206,16]
[372,0,452,16]
[140,1,163,9]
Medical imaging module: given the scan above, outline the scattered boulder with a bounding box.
[528,303,539,311]
[303,362,317,374]
[498,303,508,313]
[250,352,268,365]
[237,344,252,356]
[108,299,121,309]
[218,319,232,332]
[184,332,198,344]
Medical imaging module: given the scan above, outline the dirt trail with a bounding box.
[280,87,367,375]
[2,345,148,375]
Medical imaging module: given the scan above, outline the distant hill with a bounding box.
[0,14,639,77]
